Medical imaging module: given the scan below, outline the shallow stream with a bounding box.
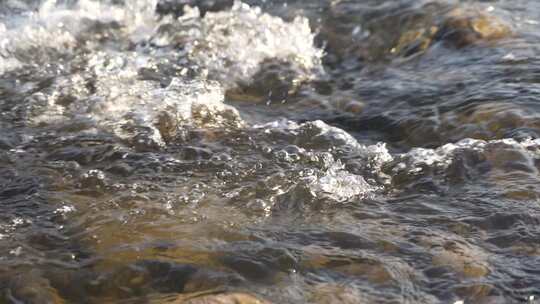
[1,0,540,303]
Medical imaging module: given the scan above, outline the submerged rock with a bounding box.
[45,260,246,301]
[159,292,271,304]
[440,102,539,142]
[431,244,490,278]
[2,271,66,304]
[454,283,493,302]
[322,2,512,62]
[393,7,512,56]
[435,8,512,48]
[416,236,491,278]
[226,59,305,103]
[309,283,369,304]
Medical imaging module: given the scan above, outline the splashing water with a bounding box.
[2,0,540,303]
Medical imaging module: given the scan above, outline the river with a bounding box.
[1,0,540,303]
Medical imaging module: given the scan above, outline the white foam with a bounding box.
[0,0,160,74]
[2,0,323,85]
[54,205,76,214]
[165,0,324,87]
[396,137,540,175]
[4,0,323,146]
[255,119,393,173]
[254,120,388,200]
[308,159,378,201]
[0,217,31,240]
[26,50,239,145]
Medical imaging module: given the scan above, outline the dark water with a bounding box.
[1,0,540,303]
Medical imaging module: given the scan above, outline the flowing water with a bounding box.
[1,0,540,303]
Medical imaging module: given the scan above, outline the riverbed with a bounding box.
[1,0,540,303]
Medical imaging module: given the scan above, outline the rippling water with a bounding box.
[1,0,540,303]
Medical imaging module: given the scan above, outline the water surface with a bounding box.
[1,0,540,303]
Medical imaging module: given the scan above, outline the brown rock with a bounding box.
[392,6,512,56]
[5,271,66,304]
[156,111,179,144]
[392,26,438,56]
[454,283,493,300]
[431,241,490,278]
[159,292,271,304]
[310,283,370,304]
[437,9,512,48]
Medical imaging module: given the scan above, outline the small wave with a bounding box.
[24,50,241,147]
[170,1,324,87]
[3,0,323,151]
